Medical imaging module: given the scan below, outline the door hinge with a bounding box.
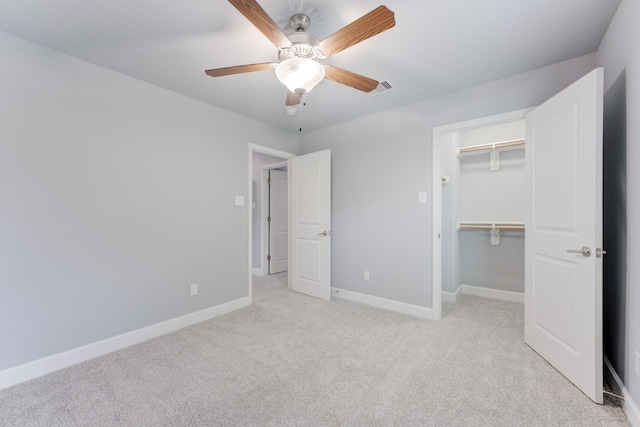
[267,216,271,223]
[268,178,271,185]
[267,255,271,261]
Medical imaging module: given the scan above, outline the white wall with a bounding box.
[0,31,299,371]
[300,53,597,308]
[596,0,640,413]
[457,122,525,222]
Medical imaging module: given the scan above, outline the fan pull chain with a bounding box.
[299,93,305,132]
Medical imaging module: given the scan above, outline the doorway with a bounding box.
[248,145,333,303]
[432,109,531,321]
[264,163,288,275]
[431,67,604,404]
[248,144,295,301]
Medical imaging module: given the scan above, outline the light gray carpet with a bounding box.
[0,273,629,426]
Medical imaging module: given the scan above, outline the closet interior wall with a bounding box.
[442,120,526,299]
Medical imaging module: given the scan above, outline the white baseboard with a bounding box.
[442,286,463,303]
[252,267,263,276]
[459,284,524,303]
[605,356,640,426]
[0,296,251,390]
[332,288,432,320]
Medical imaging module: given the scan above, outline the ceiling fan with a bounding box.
[205,0,396,108]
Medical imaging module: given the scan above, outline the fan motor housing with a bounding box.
[278,32,324,61]
[289,13,311,32]
[278,14,325,61]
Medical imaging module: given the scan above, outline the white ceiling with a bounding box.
[0,0,621,132]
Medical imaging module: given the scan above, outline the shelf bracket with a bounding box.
[490,144,499,171]
[490,224,500,245]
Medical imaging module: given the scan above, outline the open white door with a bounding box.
[289,150,331,300]
[268,169,288,274]
[524,68,603,403]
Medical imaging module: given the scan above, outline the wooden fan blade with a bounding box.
[205,63,274,77]
[324,67,379,93]
[286,90,300,106]
[319,6,395,57]
[228,0,291,49]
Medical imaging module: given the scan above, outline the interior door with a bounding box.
[289,150,331,300]
[524,68,603,403]
[268,169,288,274]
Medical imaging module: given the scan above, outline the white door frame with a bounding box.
[262,161,288,276]
[248,144,295,302]
[431,108,532,321]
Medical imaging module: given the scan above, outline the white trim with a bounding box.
[332,288,433,320]
[432,129,442,319]
[605,356,640,426]
[248,144,296,160]
[261,167,270,276]
[459,284,524,303]
[431,108,532,322]
[0,296,251,390]
[263,160,288,169]
[252,268,263,276]
[248,144,295,301]
[442,284,523,304]
[442,285,463,303]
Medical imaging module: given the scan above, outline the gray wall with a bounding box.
[300,53,597,308]
[596,0,640,408]
[0,31,299,370]
[459,232,525,292]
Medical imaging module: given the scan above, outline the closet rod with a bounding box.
[457,139,525,154]
[458,224,525,230]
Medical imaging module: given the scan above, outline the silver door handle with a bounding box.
[318,231,328,236]
[567,246,591,257]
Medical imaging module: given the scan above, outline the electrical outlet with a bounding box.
[190,284,198,296]
[635,351,640,379]
[363,271,370,281]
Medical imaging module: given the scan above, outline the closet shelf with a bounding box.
[457,139,525,171]
[457,221,525,245]
[457,221,525,230]
[457,139,525,156]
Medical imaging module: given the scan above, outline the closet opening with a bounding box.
[431,109,531,321]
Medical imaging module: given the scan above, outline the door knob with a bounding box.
[567,246,591,257]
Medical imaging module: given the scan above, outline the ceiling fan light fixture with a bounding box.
[275,57,325,95]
